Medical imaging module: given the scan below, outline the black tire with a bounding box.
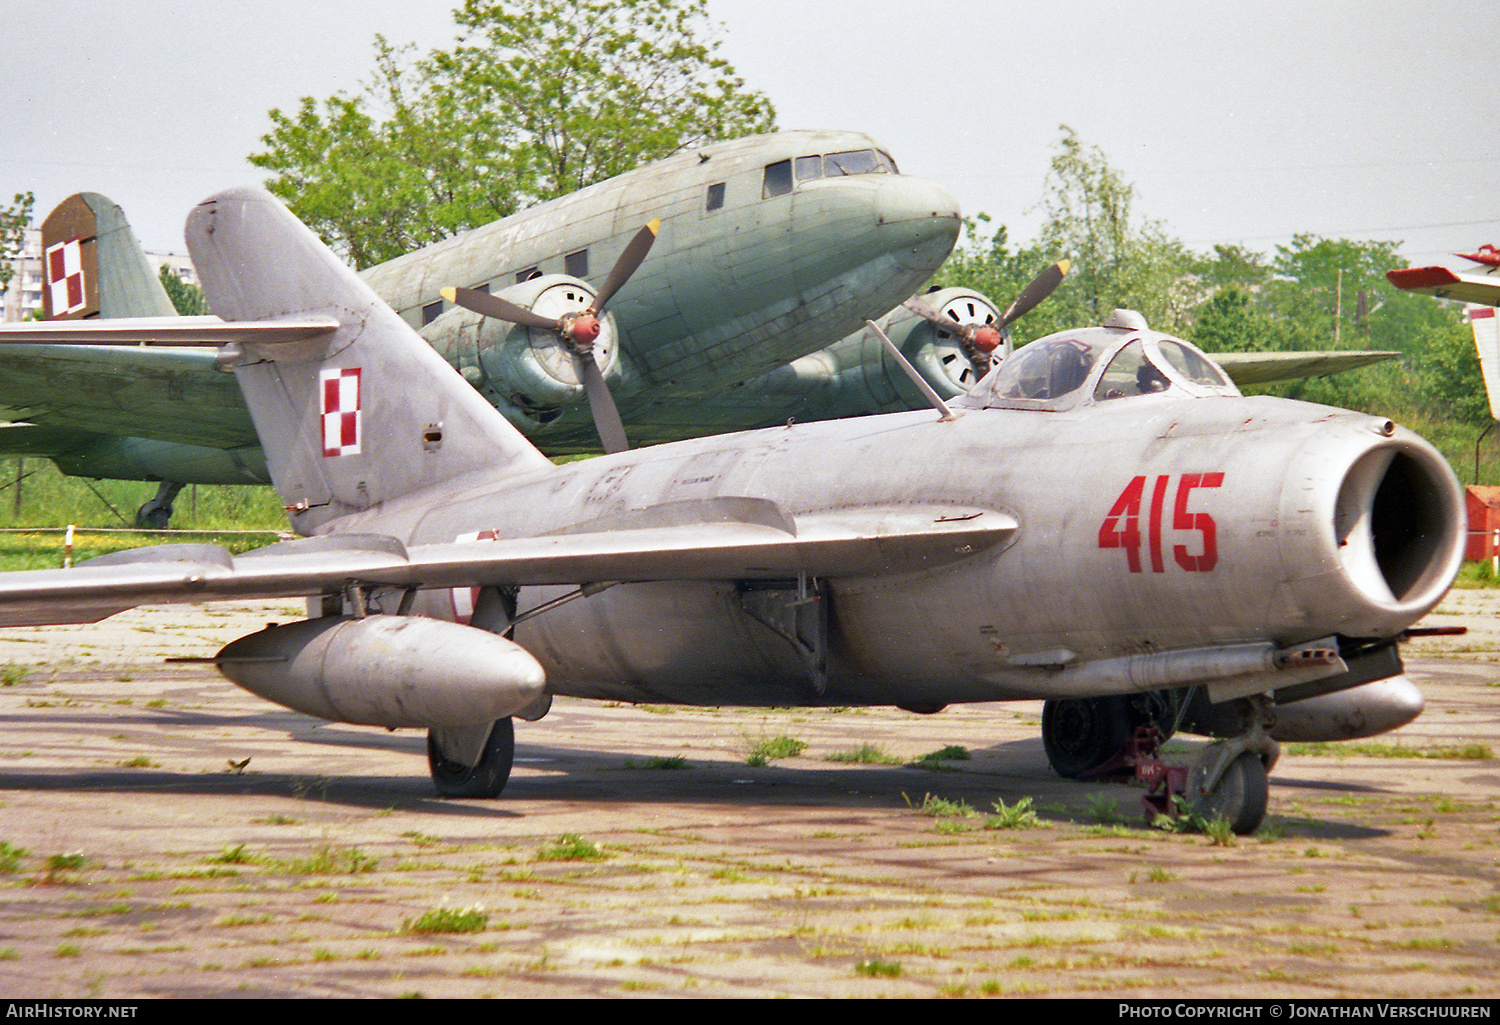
[136,504,172,530]
[1192,751,1268,835]
[1041,696,1133,779]
[427,718,514,798]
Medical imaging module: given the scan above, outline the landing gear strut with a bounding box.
[1043,691,1273,835]
[427,718,514,798]
[135,481,184,529]
[1188,749,1269,834]
[1185,694,1277,835]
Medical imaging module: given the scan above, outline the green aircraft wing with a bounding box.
[0,343,254,448]
[1209,349,1400,387]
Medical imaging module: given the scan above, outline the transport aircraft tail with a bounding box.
[185,188,554,533]
[41,193,176,320]
[1469,305,1500,421]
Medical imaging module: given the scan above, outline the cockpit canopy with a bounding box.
[962,310,1239,411]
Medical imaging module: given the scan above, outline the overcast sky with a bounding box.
[6,1,1497,272]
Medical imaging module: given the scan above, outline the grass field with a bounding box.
[0,458,286,571]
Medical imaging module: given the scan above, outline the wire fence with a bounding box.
[0,525,295,570]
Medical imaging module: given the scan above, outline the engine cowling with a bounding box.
[420,274,620,420]
[891,287,1006,395]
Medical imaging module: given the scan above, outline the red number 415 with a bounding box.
[1098,473,1224,573]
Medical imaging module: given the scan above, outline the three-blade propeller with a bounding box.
[443,219,661,454]
[903,259,1071,375]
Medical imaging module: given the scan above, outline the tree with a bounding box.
[1411,316,1489,425]
[1189,286,1275,354]
[158,265,209,316]
[938,129,1196,342]
[932,216,1064,345]
[1033,127,1195,334]
[250,1,775,268]
[1,191,34,294]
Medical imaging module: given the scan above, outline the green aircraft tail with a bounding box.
[41,193,176,320]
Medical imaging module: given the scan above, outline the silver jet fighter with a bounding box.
[0,190,1466,835]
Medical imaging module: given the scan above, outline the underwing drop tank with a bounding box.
[217,615,545,728]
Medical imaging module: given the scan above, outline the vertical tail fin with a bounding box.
[41,193,175,320]
[1470,306,1500,421]
[186,188,553,534]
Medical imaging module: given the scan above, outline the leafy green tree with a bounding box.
[250,0,775,268]
[938,128,1195,343]
[1263,235,1402,350]
[1410,314,1489,424]
[1189,286,1275,354]
[1195,244,1273,293]
[158,265,209,316]
[1,191,34,294]
[1033,126,1195,334]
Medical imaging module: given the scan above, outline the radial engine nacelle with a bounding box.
[216,615,546,729]
[420,274,620,421]
[890,286,1006,395]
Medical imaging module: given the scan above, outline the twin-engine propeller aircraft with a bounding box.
[0,130,967,523]
[0,188,1466,834]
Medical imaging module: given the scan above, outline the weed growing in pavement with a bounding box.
[746,735,806,766]
[536,834,605,862]
[403,904,488,934]
[986,797,1042,830]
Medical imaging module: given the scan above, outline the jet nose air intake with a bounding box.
[1333,438,1466,617]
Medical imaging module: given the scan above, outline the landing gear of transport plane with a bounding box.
[135,481,184,529]
[427,718,515,798]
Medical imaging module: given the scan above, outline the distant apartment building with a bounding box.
[1,226,42,321]
[149,251,198,288]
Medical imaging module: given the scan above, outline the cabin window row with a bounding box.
[419,252,591,325]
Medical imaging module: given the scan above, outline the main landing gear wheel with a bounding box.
[1189,749,1268,835]
[1041,696,1132,779]
[135,481,184,529]
[427,718,514,798]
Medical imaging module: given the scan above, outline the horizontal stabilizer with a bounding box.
[0,504,1017,627]
[1388,266,1500,307]
[0,315,338,346]
[1211,349,1399,386]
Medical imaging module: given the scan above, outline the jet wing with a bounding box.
[1387,266,1500,307]
[0,501,1017,627]
[0,315,338,346]
[1211,350,1400,387]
